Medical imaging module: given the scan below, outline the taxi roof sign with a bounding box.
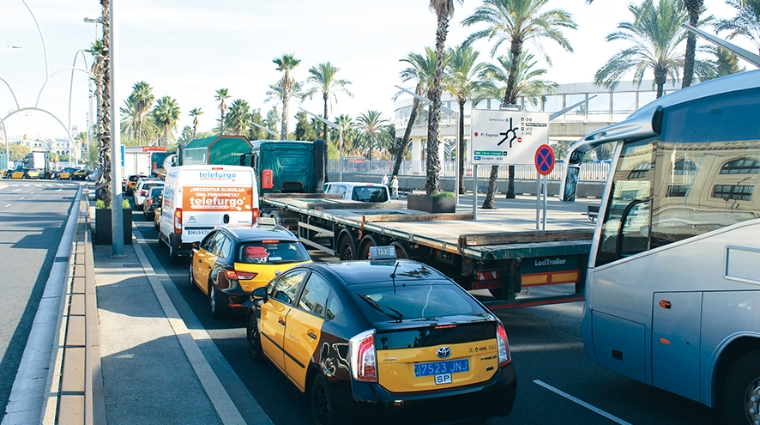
[368,246,397,260]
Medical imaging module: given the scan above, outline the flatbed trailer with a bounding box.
[261,196,593,308]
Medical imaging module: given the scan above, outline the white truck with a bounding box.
[121,146,156,178]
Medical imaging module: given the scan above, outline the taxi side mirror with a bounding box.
[252,287,268,302]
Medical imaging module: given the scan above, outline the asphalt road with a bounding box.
[0,180,81,420]
[129,195,726,425]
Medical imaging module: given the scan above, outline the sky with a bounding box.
[0,0,754,141]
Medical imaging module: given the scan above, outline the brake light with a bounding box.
[497,324,511,367]
[228,270,257,280]
[174,209,182,234]
[349,330,377,382]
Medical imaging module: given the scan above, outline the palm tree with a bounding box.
[444,44,486,194]
[273,54,302,140]
[426,0,463,195]
[129,81,154,145]
[394,48,438,179]
[334,114,357,157]
[97,0,113,206]
[214,88,230,135]
[595,0,696,98]
[120,96,158,145]
[226,99,251,136]
[265,79,309,139]
[463,0,577,206]
[356,110,390,164]
[189,107,203,140]
[306,62,353,145]
[713,0,760,54]
[152,96,181,146]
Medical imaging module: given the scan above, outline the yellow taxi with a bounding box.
[10,169,30,179]
[58,167,76,180]
[246,246,516,425]
[125,174,147,195]
[190,218,312,318]
[73,168,88,180]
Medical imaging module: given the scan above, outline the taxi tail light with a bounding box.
[497,324,511,367]
[174,209,182,234]
[349,330,377,382]
[228,269,257,281]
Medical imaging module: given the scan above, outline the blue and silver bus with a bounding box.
[560,69,760,424]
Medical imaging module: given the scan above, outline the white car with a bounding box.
[133,179,164,209]
[323,182,390,202]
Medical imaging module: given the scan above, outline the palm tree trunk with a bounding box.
[481,165,499,209]
[322,92,329,144]
[393,96,420,177]
[426,14,449,195]
[458,99,466,194]
[281,75,290,140]
[99,0,112,207]
[655,65,666,98]
[682,0,703,88]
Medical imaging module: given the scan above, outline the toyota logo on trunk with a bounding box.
[437,346,452,359]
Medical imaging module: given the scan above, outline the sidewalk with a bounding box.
[38,188,270,424]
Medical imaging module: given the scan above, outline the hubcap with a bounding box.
[746,377,760,424]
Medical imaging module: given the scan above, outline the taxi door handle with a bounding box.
[278,318,286,326]
[307,331,317,340]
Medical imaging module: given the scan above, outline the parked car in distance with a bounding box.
[72,168,88,180]
[190,218,311,318]
[142,187,164,220]
[323,182,390,203]
[153,203,162,230]
[124,174,147,195]
[133,179,164,209]
[58,167,76,180]
[246,246,516,425]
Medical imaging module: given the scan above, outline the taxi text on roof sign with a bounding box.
[469,109,549,166]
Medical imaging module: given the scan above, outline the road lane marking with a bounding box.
[4,204,11,208]
[534,380,632,425]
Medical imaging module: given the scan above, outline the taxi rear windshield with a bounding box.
[236,241,310,265]
[351,284,482,322]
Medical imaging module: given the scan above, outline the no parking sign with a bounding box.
[534,144,555,176]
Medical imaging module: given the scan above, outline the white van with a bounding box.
[323,182,390,203]
[159,165,259,263]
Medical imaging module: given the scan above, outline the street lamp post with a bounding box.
[251,122,277,137]
[299,108,343,183]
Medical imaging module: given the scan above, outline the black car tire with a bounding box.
[209,277,223,319]
[310,374,346,425]
[169,236,180,264]
[247,315,264,362]
[188,259,197,291]
[337,233,357,261]
[723,349,760,425]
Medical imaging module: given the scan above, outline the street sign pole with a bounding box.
[534,144,555,231]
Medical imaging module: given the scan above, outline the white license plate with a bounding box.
[434,374,452,385]
[186,229,209,236]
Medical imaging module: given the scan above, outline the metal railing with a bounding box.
[328,159,610,182]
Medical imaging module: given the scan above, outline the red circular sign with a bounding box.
[534,144,555,176]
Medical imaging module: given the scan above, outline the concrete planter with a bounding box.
[94,208,132,245]
[407,194,456,213]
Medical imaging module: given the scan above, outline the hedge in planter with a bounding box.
[94,199,133,245]
[406,192,456,213]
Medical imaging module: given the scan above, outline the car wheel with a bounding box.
[169,237,180,265]
[337,233,357,260]
[209,278,223,319]
[188,260,197,291]
[310,374,345,425]
[723,349,760,425]
[247,315,264,362]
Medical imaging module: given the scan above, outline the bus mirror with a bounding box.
[560,165,580,202]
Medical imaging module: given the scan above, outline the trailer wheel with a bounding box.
[390,242,411,259]
[337,233,357,260]
[359,235,379,259]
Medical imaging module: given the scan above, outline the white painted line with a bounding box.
[533,380,632,425]
[20,197,24,200]
[4,204,10,208]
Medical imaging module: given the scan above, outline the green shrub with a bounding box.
[430,191,454,198]
[96,199,131,209]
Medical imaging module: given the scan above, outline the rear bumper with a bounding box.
[217,286,251,313]
[335,363,516,424]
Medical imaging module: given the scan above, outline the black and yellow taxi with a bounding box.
[124,174,146,195]
[10,169,33,179]
[58,167,76,180]
[72,168,88,180]
[190,218,312,318]
[246,246,516,425]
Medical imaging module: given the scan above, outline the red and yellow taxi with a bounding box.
[246,246,516,425]
[190,219,312,318]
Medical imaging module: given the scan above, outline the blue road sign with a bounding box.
[534,144,555,176]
